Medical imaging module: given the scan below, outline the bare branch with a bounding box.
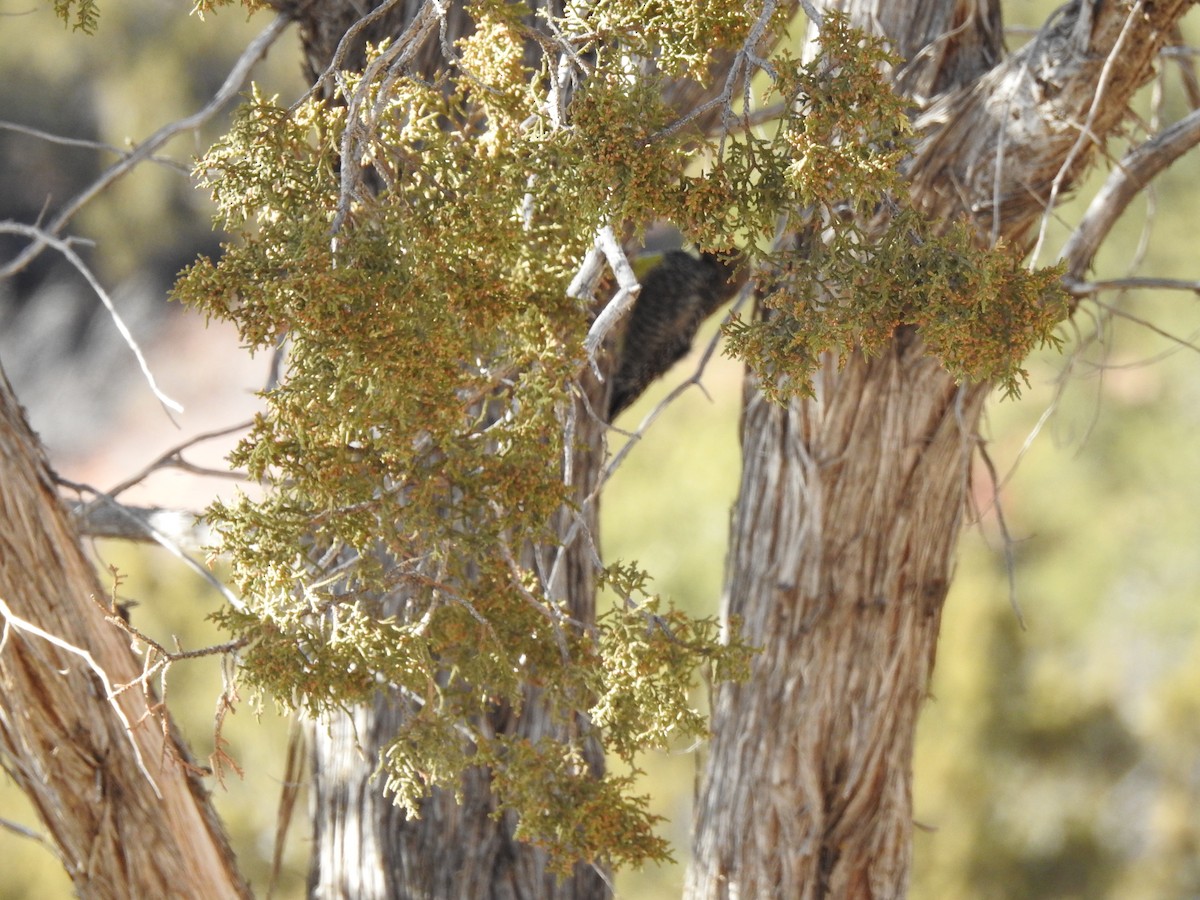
[59,480,245,611]
[101,420,253,500]
[0,12,290,281]
[292,0,413,109]
[0,222,183,416]
[1065,275,1200,296]
[1061,107,1200,279]
[0,121,189,172]
[566,243,606,300]
[1092,298,1200,355]
[651,0,780,144]
[329,0,447,235]
[975,441,1025,630]
[581,226,642,377]
[0,816,56,852]
[1165,28,1200,110]
[599,276,753,487]
[1030,1,1143,263]
[68,501,213,548]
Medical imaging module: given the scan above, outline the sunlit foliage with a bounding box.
[160,2,1067,872]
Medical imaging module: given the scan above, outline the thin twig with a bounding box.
[652,0,780,144]
[0,12,290,281]
[1031,1,1143,265]
[292,0,412,109]
[0,596,162,798]
[976,442,1026,630]
[0,121,189,172]
[0,222,182,416]
[100,419,254,500]
[329,0,446,235]
[581,226,642,377]
[59,478,245,611]
[1060,107,1200,280]
[1065,276,1200,296]
[1092,298,1200,355]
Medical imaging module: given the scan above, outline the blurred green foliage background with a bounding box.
[2,1,1199,897]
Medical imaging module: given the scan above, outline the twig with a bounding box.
[1065,276,1200,296]
[100,419,254,500]
[580,226,642,378]
[1031,1,1143,265]
[1,12,290,279]
[1061,107,1200,280]
[68,501,213,548]
[59,479,245,611]
[0,596,162,798]
[0,121,189,172]
[0,222,182,417]
[329,0,446,235]
[976,441,1025,630]
[266,720,306,900]
[1092,298,1200,355]
[652,0,781,145]
[1166,27,1200,110]
[292,0,412,109]
[0,817,55,852]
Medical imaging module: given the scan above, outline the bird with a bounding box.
[607,250,744,420]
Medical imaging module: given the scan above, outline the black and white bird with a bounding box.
[607,250,744,420]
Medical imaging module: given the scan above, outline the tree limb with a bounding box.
[0,13,290,281]
[1061,107,1200,279]
[68,500,213,548]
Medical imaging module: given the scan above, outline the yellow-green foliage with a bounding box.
[720,24,1068,400]
[167,3,1069,873]
[48,0,99,32]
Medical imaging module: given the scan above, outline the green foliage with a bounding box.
[718,17,1069,401]
[175,3,1068,873]
[48,0,99,32]
[177,6,749,865]
[595,566,752,759]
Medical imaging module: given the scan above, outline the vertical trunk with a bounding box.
[689,0,1191,896]
[0,367,248,899]
[308,383,610,899]
[291,1,608,892]
[689,352,986,896]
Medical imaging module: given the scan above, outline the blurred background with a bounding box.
[1,1,1199,897]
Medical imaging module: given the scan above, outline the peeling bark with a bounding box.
[687,1,1195,897]
[0,367,248,899]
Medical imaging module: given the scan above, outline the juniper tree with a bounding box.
[1,0,1197,897]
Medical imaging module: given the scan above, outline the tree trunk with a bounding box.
[688,0,1193,896]
[290,0,780,894]
[0,366,248,899]
[308,380,611,899]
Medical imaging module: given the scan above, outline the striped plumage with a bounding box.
[607,251,743,420]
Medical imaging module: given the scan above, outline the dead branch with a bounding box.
[1061,107,1200,280]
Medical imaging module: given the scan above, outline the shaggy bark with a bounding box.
[687,1,1194,897]
[0,366,248,899]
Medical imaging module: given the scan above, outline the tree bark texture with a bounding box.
[688,1,1194,897]
[0,366,249,899]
